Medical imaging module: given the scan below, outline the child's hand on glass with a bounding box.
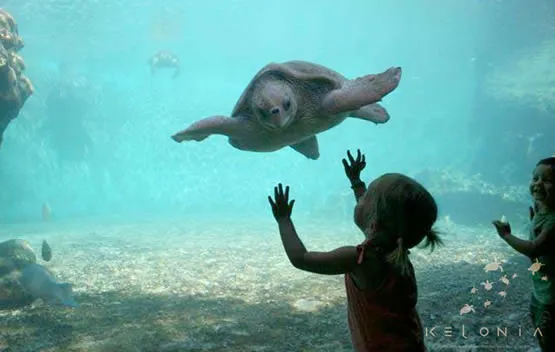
[492,219,511,238]
[342,149,366,182]
[268,183,295,220]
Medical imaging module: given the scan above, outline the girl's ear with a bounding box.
[362,221,378,239]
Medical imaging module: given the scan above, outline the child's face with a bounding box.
[530,164,554,208]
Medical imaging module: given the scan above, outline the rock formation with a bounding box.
[0,8,33,148]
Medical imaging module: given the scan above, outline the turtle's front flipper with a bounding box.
[321,67,401,115]
[171,115,243,143]
[289,136,320,160]
[349,103,390,124]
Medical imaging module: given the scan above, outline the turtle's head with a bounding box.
[252,80,297,130]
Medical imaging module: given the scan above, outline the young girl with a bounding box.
[268,149,442,351]
[492,157,555,351]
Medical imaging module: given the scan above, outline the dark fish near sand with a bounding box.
[41,240,51,262]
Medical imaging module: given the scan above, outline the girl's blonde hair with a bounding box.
[358,173,443,275]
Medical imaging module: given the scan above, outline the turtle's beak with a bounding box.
[269,107,289,129]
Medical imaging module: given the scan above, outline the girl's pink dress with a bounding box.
[344,239,427,352]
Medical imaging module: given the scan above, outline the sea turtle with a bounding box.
[0,239,78,309]
[148,50,179,78]
[171,60,402,160]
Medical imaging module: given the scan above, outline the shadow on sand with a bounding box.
[0,254,540,352]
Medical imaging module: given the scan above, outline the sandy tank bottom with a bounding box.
[0,216,542,351]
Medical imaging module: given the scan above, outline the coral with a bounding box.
[485,38,555,113]
[0,8,33,148]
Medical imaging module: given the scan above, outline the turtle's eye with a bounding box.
[283,99,291,111]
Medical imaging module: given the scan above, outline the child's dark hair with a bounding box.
[535,157,555,210]
[537,157,555,168]
[360,173,443,275]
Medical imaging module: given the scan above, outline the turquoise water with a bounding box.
[0,0,497,221]
[1,0,554,351]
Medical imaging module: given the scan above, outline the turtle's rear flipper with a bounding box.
[289,136,320,160]
[321,67,402,115]
[349,103,390,124]
[171,115,243,142]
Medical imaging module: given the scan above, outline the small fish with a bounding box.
[42,203,51,222]
[19,263,78,308]
[41,240,52,262]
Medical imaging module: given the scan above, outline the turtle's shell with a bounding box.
[231,60,345,118]
[0,239,38,309]
[0,239,37,272]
